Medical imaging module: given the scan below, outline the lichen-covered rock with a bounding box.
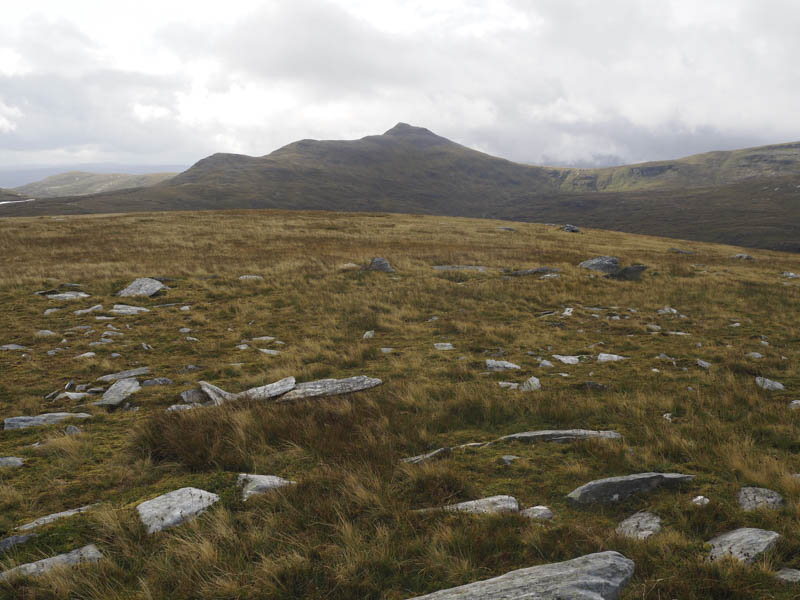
[4,412,92,430]
[776,568,800,582]
[405,551,634,599]
[598,353,626,363]
[94,377,140,407]
[109,304,150,315]
[278,376,380,402]
[578,256,620,274]
[0,457,24,468]
[615,511,661,539]
[486,359,520,371]
[497,430,621,444]
[238,474,296,501]
[0,544,102,581]
[521,506,553,520]
[737,487,784,511]
[756,377,784,391]
[438,495,520,515]
[519,376,541,391]
[567,472,694,505]
[707,528,780,563]
[17,504,97,531]
[434,343,455,350]
[117,278,166,297]
[136,487,219,534]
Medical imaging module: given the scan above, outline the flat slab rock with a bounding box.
[578,256,620,274]
[486,359,520,371]
[497,429,621,444]
[17,504,97,532]
[109,304,150,315]
[438,495,520,515]
[97,366,150,382]
[118,277,166,297]
[756,376,784,391]
[45,291,90,301]
[94,377,140,407]
[4,412,91,430]
[198,376,296,405]
[406,551,634,599]
[567,472,694,505]
[0,534,36,554]
[238,474,296,501]
[708,527,780,563]
[737,486,784,511]
[278,376,381,401]
[136,487,220,534]
[402,447,452,465]
[616,511,661,539]
[0,544,102,581]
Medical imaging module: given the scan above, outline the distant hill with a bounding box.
[13,171,177,198]
[1,123,799,251]
[0,188,23,204]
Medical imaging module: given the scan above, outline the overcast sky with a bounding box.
[1,0,799,170]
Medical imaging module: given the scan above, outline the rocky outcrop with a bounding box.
[567,473,694,505]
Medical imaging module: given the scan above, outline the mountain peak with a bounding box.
[383,123,438,137]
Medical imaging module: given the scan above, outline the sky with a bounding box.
[1,0,799,171]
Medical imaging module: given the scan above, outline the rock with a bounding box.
[497,430,621,444]
[580,381,607,391]
[539,360,553,368]
[180,389,208,404]
[697,359,712,369]
[782,272,800,279]
[486,359,520,371]
[17,504,97,531]
[238,473,296,501]
[362,330,375,339]
[540,273,560,279]
[166,404,196,412]
[136,487,220,534]
[597,353,625,363]
[117,278,166,297]
[4,412,91,430]
[109,304,150,315]
[521,506,554,520]
[497,455,520,466]
[746,352,763,360]
[498,382,519,389]
[608,265,648,281]
[143,377,173,386]
[790,400,800,410]
[45,291,90,300]
[737,487,784,511]
[657,306,678,315]
[692,495,710,506]
[756,377,784,391]
[235,344,249,350]
[381,347,394,354]
[94,377,140,408]
[776,568,800,582]
[616,511,661,539]
[519,376,541,391]
[732,253,754,260]
[496,226,515,231]
[362,257,394,273]
[578,256,620,274]
[437,495,520,515]
[35,330,56,337]
[252,336,275,342]
[0,457,23,468]
[97,367,150,382]
[74,304,103,315]
[562,307,573,316]
[0,534,36,554]
[567,472,694,505]
[1,344,28,351]
[434,343,455,350]
[552,354,579,365]
[43,308,61,315]
[405,551,634,599]
[75,352,96,359]
[669,248,695,254]
[0,544,102,581]
[433,265,488,272]
[238,275,264,281]
[707,528,780,563]
[64,425,81,436]
[55,391,88,401]
[402,447,452,465]
[278,376,381,402]
[508,267,560,277]
[561,224,580,233]
[259,348,281,356]
[198,376,296,405]
[646,324,662,332]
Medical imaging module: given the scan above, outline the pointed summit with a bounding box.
[381,123,451,147]
[383,123,437,136]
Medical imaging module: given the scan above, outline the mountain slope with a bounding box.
[0,188,24,204]
[14,171,177,198]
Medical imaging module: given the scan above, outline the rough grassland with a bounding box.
[0,209,798,599]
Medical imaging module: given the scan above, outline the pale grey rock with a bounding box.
[279,376,380,401]
[74,304,103,315]
[362,257,394,273]
[521,506,554,520]
[55,391,88,401]
[497,455,520,466]
[35,330,56,337]
[732,253,754,260]
[0,457,23,468]
[540,273,560,279]
[186,336,199,342]
[562,224,580,232]
[17,504,97,531]
[4,412,91,430]
[235,344,249,350]
[578,256,620,274]
[667,331,690,336]
[402,447,452,465]
[405,551,634,599]
[434,343,454,350]
[259,348,281,356]
[95,316,115,321]
[1,344,28,351]
[697,359,712,369]
[179,327,191,334]
[0,534,36,554]
[238,473,296,501]
[708,528,780,563]
[567,473,694,505]
[142,377,172,386]
[180,388,208,404]
[64,425,81,436]
[597,353,625,363]
[615,511,661,539]
[136,487,219,534]
[498,382,519,389]
[519,376,542,391]
[75,352,96,359]
[692,495,710,506]
[552,354,579,365]
[238,275,264,281]
[43,308,61,315]
[486,359,521,371]
[252,336,275,342]
[109,304,150,315]
[782,272,800,279]
[756,377,784,391]
[737,487,784,511]
[94,377,140,407]
[362,330,375,339]
[97,367,150,382]
[497,430,621,444]
[539,360,554,368]
[657,306,678,315]
[166,404,196,412]
[118,277,166,297]
[0,544,102,581]
[45,291,89,300]
[198,376,296,405]
[433,265,488,272]
[562,307,573,316]
[776,568,800,582]
[789,400,800,410]
[746,352,763,360]
[439,495,520,515]
[381,347,394,354]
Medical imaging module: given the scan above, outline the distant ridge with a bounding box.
[14,171,177,198]
[1,123,799,251]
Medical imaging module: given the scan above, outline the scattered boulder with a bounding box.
[756,376,784,391]
[97,367,150,382]
[578,256,620,274]
[697,359,712,370]
[238,474,296,501]
[136,487,220,534]
[657,306,678,315]
[278,376,381,402]
[561,224,580,233]
[597,353,625,363]
[497,430,621,444]
[607,265,648,281]
[646,324,662,332]
[707,528,780,563]
[776,568,800,582]
[486,359,520,371]
[692,496,710,506]
[552,354,579,365]
[74,304,103,315]
[35,330,56,337]
[737,487,784,511]
[118,278,166,297]
[4,412,91,430]
[519,376,541,391]
[405,551,634,599]
[508,267,560,277]
[45,291,90,301]
[0,457,23,468]
[362,330,375,339]
[362,257,394,273]
[1,344,28,351]
[782,272,800,279]
[520,506,553,520]
[0,544,102,581]
[402,447,452,465]
[732,254,754,260]
[238,275,264,281]
[109,304,150,315]
[434,343,455,350]
[94,377,140,408]
[746,352,763,360]
[17,504,97,531]
[616,511,661,539]
[64,425,81,436]
[0,534,36,554]
[567,472,694,505]
[497,455,520,466]
[437,495,520,515]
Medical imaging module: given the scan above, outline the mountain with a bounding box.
[0,188,24,204]
[1,123,799,251]
[13,171,177,198]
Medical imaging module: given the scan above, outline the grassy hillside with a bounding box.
[14,171,177,198]
[0,189,23,203]
[0,209,798,598]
